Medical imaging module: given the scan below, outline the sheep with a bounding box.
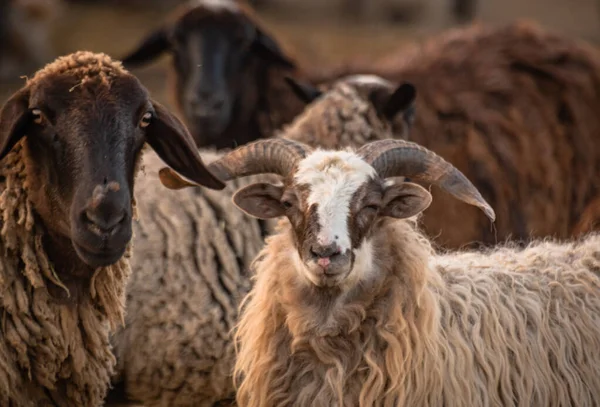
[196,137,600,407]
[119,0,310,150]
[0,50,223,407]
[294,20,600,249]
[106,75,417,407]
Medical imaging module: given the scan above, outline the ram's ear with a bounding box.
[253,28,296,69]
[0,87,31,160]
[232,182,285,219]
[284,76,322,105]
[370,82,416,123]
[121,27,170,67]
[145,100,225,190]
[381,182,432,219]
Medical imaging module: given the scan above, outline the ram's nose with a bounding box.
[310,243,342,269]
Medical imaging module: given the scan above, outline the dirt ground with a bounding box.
[1,0,599,108]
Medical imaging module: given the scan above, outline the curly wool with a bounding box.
[0,143,132,406]
[234,216,600,407]
[110,150,276,407]
[29,49,128,88]
[280,81,396,149]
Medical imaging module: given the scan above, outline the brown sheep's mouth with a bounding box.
[72,240,126,269]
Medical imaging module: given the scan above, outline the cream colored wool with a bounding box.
[234,215,600,407]
[111,151,275,407]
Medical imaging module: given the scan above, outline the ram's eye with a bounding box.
[31,109,43,125]
[363,204,379,212]
[282,200,293,209]
[140,112,152,128]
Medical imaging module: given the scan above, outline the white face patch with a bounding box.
[191,0,238,12]
[343,74,392,88]
[342,238,375,289]
[295,150,376,254]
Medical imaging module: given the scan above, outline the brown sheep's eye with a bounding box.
[282,200,293,209]
[31,109,44,125]
[139,112,152,128]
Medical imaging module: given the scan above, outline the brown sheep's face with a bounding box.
[120,2,295,148]
[231,150,432,289]
[0,68,224,270]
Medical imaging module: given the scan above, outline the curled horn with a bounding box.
[208,138,313,181]
[357,139,496,221]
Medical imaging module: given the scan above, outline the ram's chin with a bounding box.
[301,264,350,288]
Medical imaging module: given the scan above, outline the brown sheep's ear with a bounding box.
[370,82,416,124]
[381,182,432,219]
[145,100,225,190]
[0,87,31,160]
[158,167,201,190]
[232,182,285,219]
[121,27,170,67]
[284,77,322,105]
[253,28,296,69]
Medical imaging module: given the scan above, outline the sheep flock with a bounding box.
[120,0,600,250]
[0,0,599,406]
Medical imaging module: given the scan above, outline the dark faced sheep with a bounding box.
[120,0,306,150]
[106,77,417,407]
[0,51,223,407]
[118,0,471,152]
[207,138,600,407]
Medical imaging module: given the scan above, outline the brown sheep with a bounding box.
[0,51,222,407]
[295,21,600,249]
[118,0,419,149]
[120,0,310,150]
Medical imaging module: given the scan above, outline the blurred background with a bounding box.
[1,0,599,106]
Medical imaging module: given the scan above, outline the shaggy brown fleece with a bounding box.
[234,216,600,406]
[320,20,600,249]
[0,142,131,406]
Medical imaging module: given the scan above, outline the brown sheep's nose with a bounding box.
[84,208,126,235]
[189,92,226,117]
[82,182,128,236]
